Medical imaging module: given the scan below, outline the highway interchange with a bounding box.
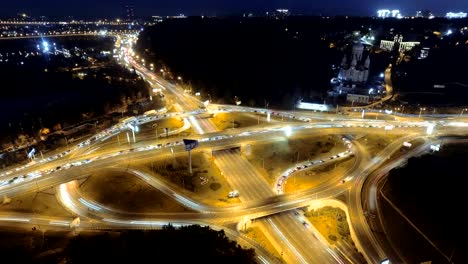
[0,33,468,264]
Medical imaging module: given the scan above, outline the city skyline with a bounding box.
[0,3,467,263]
[1,0,468,18]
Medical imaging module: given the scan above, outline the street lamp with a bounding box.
[153,124,158,138]
[418,107,426,118]
[127,123,139,143]
[460,108,468,117]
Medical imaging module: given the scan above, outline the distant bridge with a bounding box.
[0,20,135,26]
[0,31,137,40]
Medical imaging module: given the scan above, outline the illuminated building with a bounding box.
[380,34,420,53]
[267,9,290,19]
[377,9,403,19]
[338,43,370,84]
[446,12,467,19]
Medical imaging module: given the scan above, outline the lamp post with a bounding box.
[153,124,158,138]
[460,108,468,117]
[127,123,138,143]
[419,107,426,118]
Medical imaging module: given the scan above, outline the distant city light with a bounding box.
[446,12,467,19]
[377,9,402,18]
[276,9,289,13]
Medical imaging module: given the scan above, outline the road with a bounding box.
[0,33,468,264]
[130,47,346,263]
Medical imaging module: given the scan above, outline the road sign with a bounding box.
[183,139,198,151]
[183,139,199,174]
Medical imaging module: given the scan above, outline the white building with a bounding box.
[446,12,467,19]
[346,94,369,104]
[377,9,403,19]
[338,43,370,84]
[380,34,420,53]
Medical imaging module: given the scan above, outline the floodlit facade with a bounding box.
[338,43,370,83]
[380,35,420,53]
[377,9,403,19]
[346,94,370,104]
[446,12,467,19]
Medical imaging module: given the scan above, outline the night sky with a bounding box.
[1,0,467,18]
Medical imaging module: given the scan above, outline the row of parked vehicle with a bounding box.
[275,136,355,194]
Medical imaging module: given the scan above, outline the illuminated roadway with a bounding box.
[1,34,468,263]
[131,51,345,263]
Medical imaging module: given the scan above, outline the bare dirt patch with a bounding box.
[144,151,239,206]
[138,117,184,138]
[245,135,344,184]
[0,190,73,218]
[80,171,192,213]
[356,134,402,156]
[211,112,260,130]
[243,225,281,260]
[284,157,355,192]
[305,206,353,245]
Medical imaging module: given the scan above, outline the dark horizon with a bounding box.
[1,1,467,19]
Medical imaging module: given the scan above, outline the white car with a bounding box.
[228,190,239,198]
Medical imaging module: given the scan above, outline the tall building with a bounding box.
[338,43,370,84]
[377,9,402,19]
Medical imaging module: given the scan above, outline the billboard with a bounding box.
[183,139,199,151]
